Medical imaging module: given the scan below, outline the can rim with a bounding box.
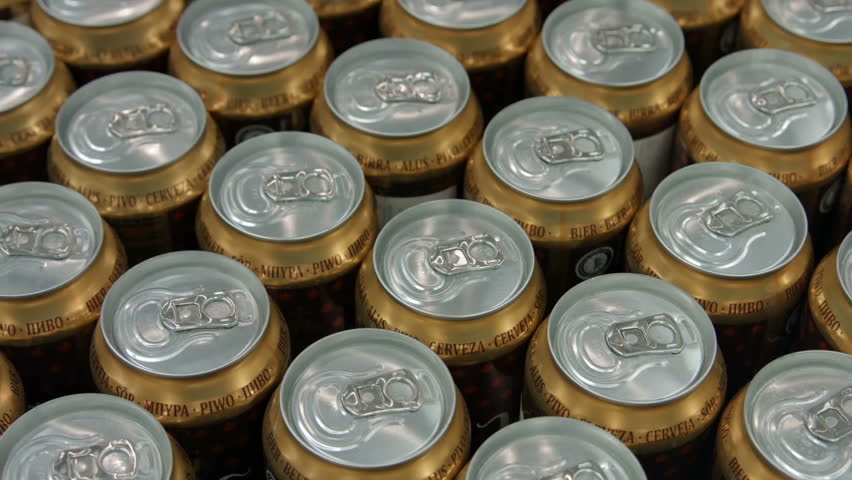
[323,38,472,138]
[55,71,208,175]
[0,182,105,300]
[278,328,458,469]
[837,231,852,303]
[176,0,320,77]
[396,0,527,30]
[208,131,367,243]
[99,250,271,378]
[699,48,849,152]
[0,393,173,479]
[372,199,536,320]
[650,162,809,279]
[542,0,685,88]
[0,21,55,114]
[35,0,163,27]
[761,0,852,45]
[547,273,718,406]
[482,96,635,203]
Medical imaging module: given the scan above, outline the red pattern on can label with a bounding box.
[714,320,779,395]
[636,427,716,479]
[319,5,380,54]
[218,106,310,149]
[796,307,833,351]
[0,141,49,186]
[110,198,200,266]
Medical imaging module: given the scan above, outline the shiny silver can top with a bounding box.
[838,230,852,303]
[0,393,173,480]
[483,96,635,202]
[762,0,852,44]
[398,0,526,29]
[100,251,270,378]
[324,38,471,138]
[463,417,647,480]
[36,0,163,27]
[0,182,103,300]
[55,71,208,175]
[542,0,685,88]
[373,199,535,320]
[548,273,717,406]
[651,162,808,279]
[178,0,320,76]
[700,49,848,151]
[0,22,54,114]
[745,350,852,480]
[279,328,457,469]
[209,132,366,242]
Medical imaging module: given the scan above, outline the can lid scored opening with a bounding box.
[547,273,718,406]
[0,22,55,114]
[542,0,685,88]
[36,0,164,28]
[761,0,852,44]
[397,0,526,30]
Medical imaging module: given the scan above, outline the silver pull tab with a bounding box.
[539,462,607,480]
[339,369,423,418]
[593,24,657,53]
[262,168,335,202]
[810,0,852,13]
[750,79,817,116]
[108,104,177,139]
[0,55,30,87]
[534,129,606,164]
[160,291,240,332]
[52,439,138,480]
[703,191,774,238]
[429,233,504,276]
[374,72,442,104]
[0,223,73,260]
[806,387,852,442]
[228,10,292,45]
[605,314,685,357]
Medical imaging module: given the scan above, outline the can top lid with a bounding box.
[36,0,163,27]
[324,38,471,138]
[0,22,54,114]
[745,351,852,480]
[542,0,684,88]
[700,49,848,151]
[651,162,808,279]
[762,0,852,44]
[100,251,270,378]
[483,96,635,202]
[0,182,103,299]
[0,394,172,480]
[839,231,852,303]
[56,71,208,174]
[209,132,366,242]
[397,0,526,30]
[178,0,320,76]
[280,329,457,469]
[547,274,717,406]
[464,417,647,480]
[373,199,535,320]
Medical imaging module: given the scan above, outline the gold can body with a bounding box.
[48,115,225,265]
[263,385,471,480]
[309,0,381,54]
[522,318,728,479]
[0,223,126,404]
[796,246,852,354]
[0,352,25,436]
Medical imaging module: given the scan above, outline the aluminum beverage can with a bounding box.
[357,199,547,449]
[0,393,195,479]
[456,417,646,480]
[90,251,291,479]
[831,161,852,245]
[739,0,852,99]
[307,0,381,54]
[263,328,471,480]
[713,350,852,480]
[0,182,127,404]
[0,351,25,436]
[196,132,378,354]
[380,0,540,120]
[0,21,74,186]
[526,0,692,200]
[48,71,225,266]
[627,162,814,392]
[170,0,333,148]
[676,49,852,235]
[464,96,642,304]
[797,231,852,353]
[311,38,484,226]
[30,0,183,84]
[522,273,727,479]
